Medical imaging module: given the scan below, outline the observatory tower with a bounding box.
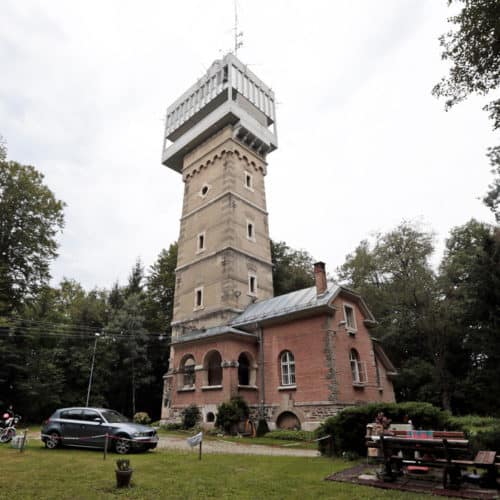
[163,53,278,341]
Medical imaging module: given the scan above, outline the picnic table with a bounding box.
[366,429,499,490]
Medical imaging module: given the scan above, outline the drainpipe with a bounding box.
[257,325,265,420]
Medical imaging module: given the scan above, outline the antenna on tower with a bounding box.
[233,0,243,55]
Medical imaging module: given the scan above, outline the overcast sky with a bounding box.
[1,0,496,290]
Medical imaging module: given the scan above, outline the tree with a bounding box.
[270,240,315,296]
[0,135,6,161]
[433,0,500,221]
[0,159,65,315]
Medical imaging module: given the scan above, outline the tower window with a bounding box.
[247,221,255,241]
[194,287,204,310]
[200,184,210,197]
[248,274,257,296]
[244,171,253,190]
[197,232,206,253]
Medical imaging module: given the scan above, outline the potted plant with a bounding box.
[115,459,133,488]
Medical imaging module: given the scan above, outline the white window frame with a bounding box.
[280,351,296,386]
[350,349,367,384]
[343,303,357,332]
[246,220,255,241]
[248,273,257,296]
[194,286,204,310]
[196,231,206,254]
[244,170,254,191]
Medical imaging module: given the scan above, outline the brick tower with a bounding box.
[162,53,278,340]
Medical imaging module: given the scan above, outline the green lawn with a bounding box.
[0,441,432,499]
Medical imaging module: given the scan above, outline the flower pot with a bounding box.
[115,469,133,488]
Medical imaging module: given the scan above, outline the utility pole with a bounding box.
[86,332,100,407]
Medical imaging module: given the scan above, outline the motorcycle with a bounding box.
[0,413,21,443]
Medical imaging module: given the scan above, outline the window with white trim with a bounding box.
[196,232,206,253]
[344,304,357,331]
[248,273,257,296]
[181,356,196,387]
[194,287,204,310]
[350,349,366,384]
[280,351,296,386]
[244,171,253,191]
[247,221,255,241]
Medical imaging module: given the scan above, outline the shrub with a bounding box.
[181,404,201,429]
[133,412,151,425]
[215,396,250,434]
[469,425,500,455]
[265,430,314,441]
[316,401,452,456]
[162,422,183,431]
[256,419,270,437]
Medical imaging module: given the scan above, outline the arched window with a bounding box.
[206,412,215,423]
[206,351,222,386]
[350,349,366,384]
[238,353,250,385]
[181,356,196,387]
[280,351,296,386]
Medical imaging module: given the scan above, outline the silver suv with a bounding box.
[41,407,158,454]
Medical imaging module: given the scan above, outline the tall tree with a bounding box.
[433,0,500,221]
[0,159,65,315]
[270,240,315,296]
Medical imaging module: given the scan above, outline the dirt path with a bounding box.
[157,435,320,457]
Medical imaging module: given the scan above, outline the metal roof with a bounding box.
[230,284,341,327]
[172,325,256,344]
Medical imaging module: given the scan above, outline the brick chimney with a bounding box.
[314,262,327,296]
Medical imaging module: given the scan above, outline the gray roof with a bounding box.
[172,325,256,344]
[230,283,341,327]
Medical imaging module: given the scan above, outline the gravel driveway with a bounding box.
[157,435,319,457]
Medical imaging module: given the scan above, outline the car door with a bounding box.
[59,409,84,445]
[80,409,107,448]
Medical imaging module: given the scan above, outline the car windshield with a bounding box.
[101,410,130,423]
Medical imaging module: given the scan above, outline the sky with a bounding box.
[0,0,496,290]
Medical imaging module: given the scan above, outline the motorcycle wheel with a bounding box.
[0,428,15,443]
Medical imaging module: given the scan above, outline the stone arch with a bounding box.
[276,411,301,430]
[237,351,257,386]
[206,412,215,423]
[178,354,196,388]
[204,350,223,386]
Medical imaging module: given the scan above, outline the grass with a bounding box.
[0,440,432,499]
[156,428,317,449]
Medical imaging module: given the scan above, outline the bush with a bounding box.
[133,412,151,425]
[181,404,201,429]
[265,430,314,441]
[316,401,452,456]
[215,397,250,434]
[162,422,183,431]
[469,425,500,454]
[256,419,270,437]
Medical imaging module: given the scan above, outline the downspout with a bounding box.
[257,325,265,420]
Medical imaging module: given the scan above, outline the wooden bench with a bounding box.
[366,430,499,490]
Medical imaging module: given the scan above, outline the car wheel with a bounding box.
[114,436,131,455]
[45,432,61,449]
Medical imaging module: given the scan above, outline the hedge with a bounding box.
[264,430,315,441]
[316,402,452,456]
